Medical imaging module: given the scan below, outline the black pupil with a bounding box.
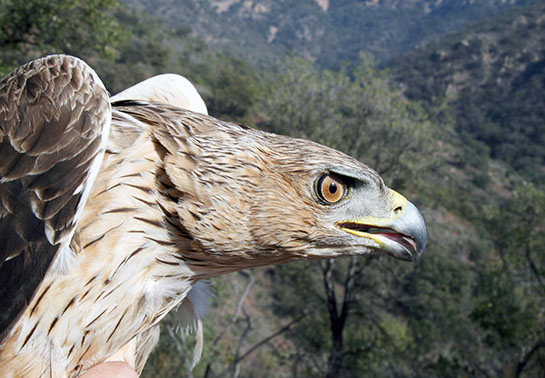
[329,182,338,194]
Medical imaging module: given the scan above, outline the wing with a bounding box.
[111,74,208,114]
[0,55,111,341]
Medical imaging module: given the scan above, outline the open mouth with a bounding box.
[337,222,418,259]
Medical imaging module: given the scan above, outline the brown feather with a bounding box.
[0,56,426,377]
[0,55,111,344]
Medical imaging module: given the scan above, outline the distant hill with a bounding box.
[123,0,531,68]
[390,0,545,183]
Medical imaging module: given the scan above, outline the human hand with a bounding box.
[79,361,138,378]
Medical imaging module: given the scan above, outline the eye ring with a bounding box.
[316,174,346,204]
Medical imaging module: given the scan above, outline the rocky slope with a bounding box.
[124,0,531,68]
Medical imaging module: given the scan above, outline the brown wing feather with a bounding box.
[0,55,111,341]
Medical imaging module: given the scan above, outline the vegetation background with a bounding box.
[1,0,543,376]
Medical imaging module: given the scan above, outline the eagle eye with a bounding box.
[316,174,347,204]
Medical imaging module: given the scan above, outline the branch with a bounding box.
[524,241,544,288]
[320,259,339,323]
[204,270,255,378]
[217,312,309,377]
[241,312,308,361]
[235,309,253,359]
[212,270,255,345]
[516,338,545,377]
[340,256,359,324]
[226,308,253,378]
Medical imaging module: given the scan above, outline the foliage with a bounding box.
[0,0,123,64]
[201,54,261,124]
[479,182,545,375]
[258,50,545,377]
[259,54,437,189]
[124,0,532,69]
[391,0,545,184]
[2,1,545,377]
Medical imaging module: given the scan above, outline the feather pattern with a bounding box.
[0,56,427,377]
[0,55,111,344]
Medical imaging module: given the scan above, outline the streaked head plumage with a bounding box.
[116,102,427,275]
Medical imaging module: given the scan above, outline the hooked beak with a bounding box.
[337,189,428,261]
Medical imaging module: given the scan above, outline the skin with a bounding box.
[79,362,138,378]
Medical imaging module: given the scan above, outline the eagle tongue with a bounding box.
[374,232,417,253]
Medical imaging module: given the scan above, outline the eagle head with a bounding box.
[146,107,427,274]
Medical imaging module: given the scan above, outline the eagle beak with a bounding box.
[337,189,428,261]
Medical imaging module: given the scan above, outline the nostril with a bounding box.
[394,206,403,214]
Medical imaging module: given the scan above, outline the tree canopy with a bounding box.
[0,0,122,63]
[1,1,544,376]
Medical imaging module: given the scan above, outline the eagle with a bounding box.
[0,55,427,377]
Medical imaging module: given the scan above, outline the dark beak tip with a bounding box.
[386,247,416,262]
[406,201,428,260]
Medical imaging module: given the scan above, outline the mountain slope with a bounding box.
[123,0,531,68]
[390,0,545,183]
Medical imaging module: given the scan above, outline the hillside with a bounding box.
[390,0,545,183]
[123,0,531,68]
[1,1,544,377]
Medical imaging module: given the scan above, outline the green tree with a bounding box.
[204,54,261,124]
[477,182,545,376]
[262,54,442,377]
[260,54,436,189]
[0,0,123,62]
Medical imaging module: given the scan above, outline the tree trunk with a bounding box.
[321,259,348,378]
[325,323,344,378]
[321,257,365,377]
